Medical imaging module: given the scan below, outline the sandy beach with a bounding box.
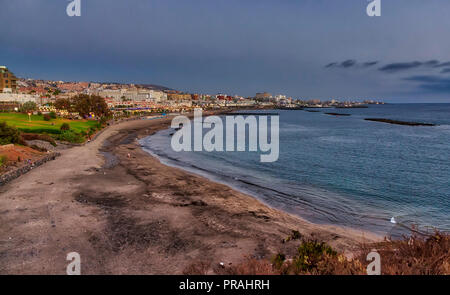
[0,115,380,274]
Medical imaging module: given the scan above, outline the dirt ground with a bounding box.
[0,116,379,274]
[0,145,44,173]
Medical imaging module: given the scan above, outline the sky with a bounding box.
[1,0,450,102]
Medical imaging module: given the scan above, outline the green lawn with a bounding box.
[0,113,99,134]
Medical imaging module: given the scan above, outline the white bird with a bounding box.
[390,217,397,224]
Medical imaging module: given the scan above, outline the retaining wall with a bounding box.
[0,152,61,186]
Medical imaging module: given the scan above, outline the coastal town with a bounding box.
[2,0,449,280]
[1,65,384,117]
[0,64,387,179]
[2,64,446,277]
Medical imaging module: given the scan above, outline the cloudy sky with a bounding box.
[1,0,450,102]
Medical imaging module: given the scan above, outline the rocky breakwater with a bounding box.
[364,118,437,126]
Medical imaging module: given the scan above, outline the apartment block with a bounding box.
[0,66,17,93]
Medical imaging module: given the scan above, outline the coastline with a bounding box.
[140,133,382,239]
[0,114,380,274]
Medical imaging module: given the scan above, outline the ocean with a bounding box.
[140,104,450,237]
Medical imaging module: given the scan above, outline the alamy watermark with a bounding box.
[367,0,381,17]
[366,250,381,275]
[63,250,379,274]
[170,109,279,163]
[67,1,380,18]
[66,252,81,275]
[66,0,81,17]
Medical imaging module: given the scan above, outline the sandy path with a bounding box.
[0,117,379,274]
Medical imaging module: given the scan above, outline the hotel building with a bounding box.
[0,66,17,93]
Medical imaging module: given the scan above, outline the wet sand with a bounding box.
[0,115,380,274]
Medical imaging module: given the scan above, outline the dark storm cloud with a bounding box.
[434,61,450,68]
[441,68,450,73]
[328,60,450,73]
[363,61,379,67]
[2,0,450,102]
[340,60,356,68]
[325,60,378,69]
[404,75,444,83]
[404,75,450,93]
[379,61,423,73]
[423,60,440,67]
[378,60,450,73]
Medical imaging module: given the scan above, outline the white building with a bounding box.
[274,94,287,102]
[0,93,40,104]
[97,89,167,102]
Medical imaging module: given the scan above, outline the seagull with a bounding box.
[390,217,397,224]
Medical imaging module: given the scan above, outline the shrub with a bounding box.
[272,253,286,269]
[0,121,21,145]
[223,231,450,275]
[60,123,70,131]
[49,111,57,119]
[43,114,51,121]
[357,231,450,275]
[20,101,37,113]
[19,128,60,135]
[0,154,7,167]
[58,130,84,143]
[100,116,109,125]
[291,240,337,273]
[282,230,302,243]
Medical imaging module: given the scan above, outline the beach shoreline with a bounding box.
[0,113,380,274]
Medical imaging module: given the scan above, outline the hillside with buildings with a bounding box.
[0,65,384,116]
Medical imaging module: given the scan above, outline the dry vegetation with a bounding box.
[0,144,44,171]
[356,232,450,275]
[184,232,450,275]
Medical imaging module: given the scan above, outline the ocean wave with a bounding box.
[318,136,358,144]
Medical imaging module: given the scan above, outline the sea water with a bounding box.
[140,104,450,237]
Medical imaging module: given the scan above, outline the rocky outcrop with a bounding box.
[25,140,55,151]
[325,112,351,116]
[364,118,436,126]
